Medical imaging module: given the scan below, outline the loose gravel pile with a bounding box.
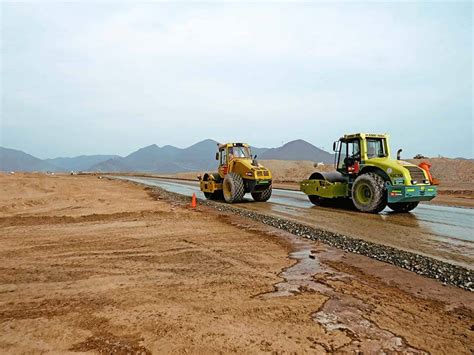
[147,185,473,292]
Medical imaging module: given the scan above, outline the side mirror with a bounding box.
[332,141,337,152]
[397,149,402,160]
[215,152,219,160]
[254,155,257,159]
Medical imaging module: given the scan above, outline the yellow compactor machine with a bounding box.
[199,143,272,203]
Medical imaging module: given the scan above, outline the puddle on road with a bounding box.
[259,234,423,353]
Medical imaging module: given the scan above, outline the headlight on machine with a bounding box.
[245,172,253,177]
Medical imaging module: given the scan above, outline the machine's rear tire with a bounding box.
[352,173,387,213]
[223,172,245,203]
[251,185,272,202]
[387,201,419,213]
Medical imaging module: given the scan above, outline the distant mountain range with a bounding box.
[0,139,334,173]
[0,147,59,172]
[44,155,120,171]
[259,139,333,162]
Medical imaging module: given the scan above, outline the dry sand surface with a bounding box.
[0,174,473,353]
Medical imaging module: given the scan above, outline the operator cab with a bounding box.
[333,134,389,175]
[216,143,252,176]
[228,145,251,160]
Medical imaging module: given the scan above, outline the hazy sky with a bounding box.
[1,1,472,159]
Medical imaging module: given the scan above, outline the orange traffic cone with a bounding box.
[191,193,197,208]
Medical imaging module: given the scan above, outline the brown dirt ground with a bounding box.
[0,174,473,354]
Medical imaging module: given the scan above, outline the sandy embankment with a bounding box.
[0,174,472,353]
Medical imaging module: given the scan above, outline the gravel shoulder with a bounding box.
[0,174,473,353]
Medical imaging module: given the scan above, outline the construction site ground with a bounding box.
[0,174,472,353]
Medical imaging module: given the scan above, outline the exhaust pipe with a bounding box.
[397,149,402,160]
[252,155,259,166]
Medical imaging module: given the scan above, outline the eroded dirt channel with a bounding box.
[259,235,424,353]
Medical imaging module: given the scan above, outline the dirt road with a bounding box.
[0,174,473,353]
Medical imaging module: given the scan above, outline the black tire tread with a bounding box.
[223,172,245,203]
[251,185,272,202]
[352,172,387,213]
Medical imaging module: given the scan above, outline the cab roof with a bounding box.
[217,143,249,149]
[342,133,389,140]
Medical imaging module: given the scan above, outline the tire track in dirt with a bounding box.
[0,210,175,227]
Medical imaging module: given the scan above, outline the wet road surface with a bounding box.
[112,176,474,269]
